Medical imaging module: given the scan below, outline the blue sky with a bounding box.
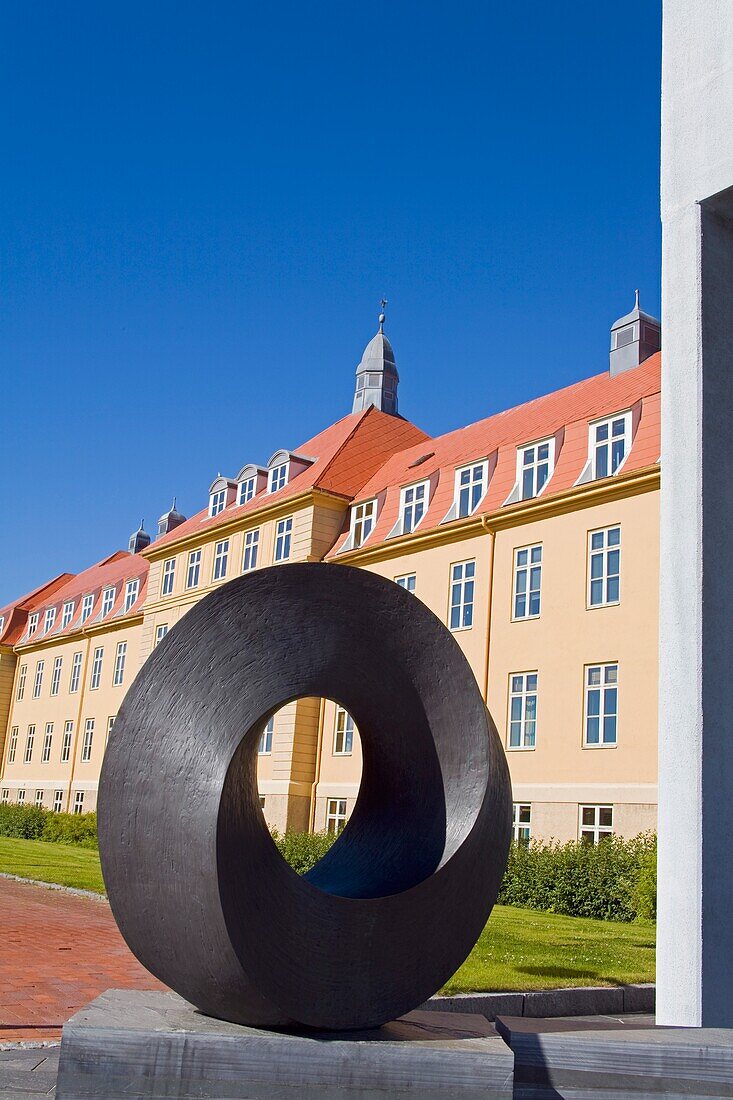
[0,1,661,606]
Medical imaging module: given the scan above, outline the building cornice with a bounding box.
[13,612,144,655]
[332,465,660,566]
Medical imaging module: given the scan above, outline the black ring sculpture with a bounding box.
[98,563,512,1030]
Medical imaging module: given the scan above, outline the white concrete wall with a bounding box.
[659,0,733,1026]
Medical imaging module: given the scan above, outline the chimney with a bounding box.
[610,290,661,375]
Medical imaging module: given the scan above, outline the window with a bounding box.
[28,612,39,635]
[242,530,259,572]
[209,488,227,516]
[101,587,115,616]
[81,719,94,762]
[590,412,631,479]
[8,728,18,764]
[42,724,53,763]
[16,665,27,701]
[35,789,44,807]
[24,725,35,764]
[518,438,554,500]
[400,481,428,534]
[155,624,169,646]
[1,790,8,804]
[90,647,103,690]
[395,574,416,594]
[259,795,266,809]
[61,722,73,763]
[588,526,621,607]
[584,664,618,746]
[268,463,288,493]
[580,805,614,845]
[50,656,63,696]
[274,517,293,562]
[213,539,229,581]
[449,560,475,630]
[124,579,139,611]
[0,616,3,636]
[350,500,377,548]
[455,462,487,518]
[106,716,115,743]
[512,803,532,845]
[113,641,127,687]
[17,789,25,805]
[53,790,63,813]
[326,798,348,835]
[333,708,355,754]
[513,545,542,620]
[187,549,201,589]
[44,607,56,634]
[33,660,44,699]
[258,717,274,754]
[73,791,85,814]
[62,601,75,628]
[508,673,538,749]
[81,594,94,622]
[69,652,82,693]
[161,559,176,596]
[238,476,256,505]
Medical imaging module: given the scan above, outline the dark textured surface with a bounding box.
[97,563,512,1030]
[55,989,514,1100]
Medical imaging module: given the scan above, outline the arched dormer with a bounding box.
[265,449,314,494]
[208,476,237,517]
[236,463,268,506]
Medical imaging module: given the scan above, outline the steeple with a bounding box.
[609,290,661,376]
[128,520,151,554]
[352,300,400,416]
[157,497,187,537]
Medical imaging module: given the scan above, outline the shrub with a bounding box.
[497,832,657,923]
[0,802,48,839]
[41,811,98,848]
[272,829,336,874]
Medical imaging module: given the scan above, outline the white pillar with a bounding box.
[659,0,733,1026]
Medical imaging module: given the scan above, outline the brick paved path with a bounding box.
[0,877,165,1044]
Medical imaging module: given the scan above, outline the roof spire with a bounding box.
[634,288,640,310]
[379,297,387,333]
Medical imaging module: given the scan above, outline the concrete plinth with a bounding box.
[55,989,515,1100]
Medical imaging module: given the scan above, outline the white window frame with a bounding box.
[90,647,104,690]
[588,526,621,607]
[268,462,289,494]
[161,558,176,597]
[242,529,260,572]
[61,600,75,628]
[53,790,63,813]
[507,672,538,750]
[258,717,274,754]
[1,789,9,804]
[69,652,82,693]
[584,663,619,747]
[326,798,348,835]
[101,587,115,617]
[44,607,56,634]
[187,549,202,589]
[516,437,555,501]
[113,641,127,687]
[61,722,73,763]
[80,594,94,622]
[32,660,44,699]
[454,461,488,518]
[106,716,116,744]
[81,719,94,762]
[512,803,532,844]
[213,539,229,581]
[35,789,44,807]
[50,656,63,696]
[589,411,632,480]
[73,791,85,814]
[209,488,227,517]
[124,579,139,612]
[579,804,614,845]
[449,559,476,631]
[333,707,355,755]
[155,624,169,646]
[24,725,35,764]
[395,573,416,594]
[274,517,293,562]
[399,480,429,535]
[238,476,257,505]
[512,545,542,620]
[17,664,27,701]
[42,723,53,763]
[350,499,377,548]
[17,789,26,805]
[8,728,18,764]
[28,612,39,636]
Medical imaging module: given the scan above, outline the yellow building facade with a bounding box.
[0,305,662,844]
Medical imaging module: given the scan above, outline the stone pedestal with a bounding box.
[55,989,514,1099]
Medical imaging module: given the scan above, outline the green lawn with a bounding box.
[0,838,655,992]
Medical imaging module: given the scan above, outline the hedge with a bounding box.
[0,803,656,922]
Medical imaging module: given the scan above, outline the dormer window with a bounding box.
[268,462,289,493]
[350,500,377,549]
[0,616,4,636]
[43,608,56,634]
[590,412,631,479]
[124,579,139,612]
[80,594,94,623]
[101,588,115,617]
[209,488,227,517]
[238,476,256,505]
[455,462,488,519]
[400,481,429,534]
[28,612,39,635]
[518,438,555,500]
[61,601,75,628]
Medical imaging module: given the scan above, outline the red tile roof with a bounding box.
[151,405,430,551]
[329,354,662,556]
[0,574,75,647]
